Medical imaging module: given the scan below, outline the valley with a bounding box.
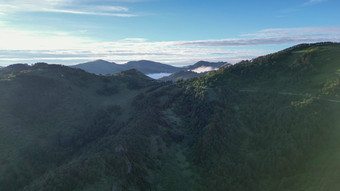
[0,42,340,190]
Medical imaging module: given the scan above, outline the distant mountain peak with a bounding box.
[89,59,115,64]
[195,60,211,64]
[71,59,231,79]
[130,59,155,63]
[126,60,166,66]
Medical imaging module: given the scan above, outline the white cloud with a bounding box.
[190,66,218,73]
[243,27,340,37]
[0,26,339,66]
[120,38,148,42]
[40,8,136,17]
[0,0,136,17]
[0,28,95,50]
[92,6,129,12]
[182,27,340,47]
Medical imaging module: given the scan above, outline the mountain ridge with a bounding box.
[183,60,230,70]
[1,42,340,190]
[72,60,229,75]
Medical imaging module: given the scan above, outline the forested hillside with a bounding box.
[179,42,340,190]
[0,42,340,190]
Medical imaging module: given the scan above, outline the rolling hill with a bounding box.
[159,70,206,81]
[72,59,182,75]
[1,42,340,190]
[71,59,124,74]
[72,60,229,77]
[183,60,230,70]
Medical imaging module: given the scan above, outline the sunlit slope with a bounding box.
[202,42,340,94]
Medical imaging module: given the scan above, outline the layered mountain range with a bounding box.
[1,42,340,191]
[72,59,230,76]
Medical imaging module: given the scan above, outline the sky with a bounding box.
[0,0,339,66]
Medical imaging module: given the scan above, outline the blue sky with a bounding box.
[0,0,339,66]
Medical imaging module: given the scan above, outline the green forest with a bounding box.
[1,42,340,190]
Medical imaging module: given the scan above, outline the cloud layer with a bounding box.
[0,26,339,66]
[0,0,137,17]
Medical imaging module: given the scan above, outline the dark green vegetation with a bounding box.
[1,42,340,190]
[159,70,206,82]
[182,61,230,70]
